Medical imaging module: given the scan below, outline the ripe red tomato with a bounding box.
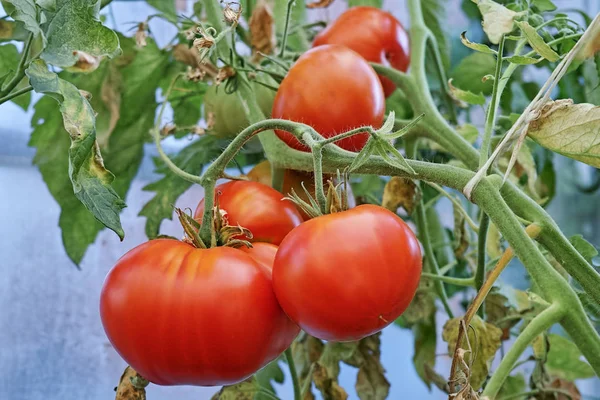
[100,239,299,386]
[271,44,385,152]
[194,180,303,245]
[313,7,410,97]
[272,204,422,341]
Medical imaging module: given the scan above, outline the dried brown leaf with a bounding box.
[381,176,420,215]
[115,366,148,400]
[306,0,335,9]
[249,0,275,56]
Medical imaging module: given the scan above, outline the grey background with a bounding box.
[1,1,600,400]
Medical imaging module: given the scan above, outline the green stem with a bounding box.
[278,0,296,57]
[285,348,301,400]
[307,140,327,213]
[271,165,285,192]
[421,273,475,287]
[426,36,457,124]
[479,35,504,168]
[482,304,564,399]
[0,32,33,98]
[0,85,32,105]
[425,182,479,232]
[475,213,490,292]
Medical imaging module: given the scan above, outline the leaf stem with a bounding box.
[479,35,504,168]
[421,273,475,287]
[278,0,296,57]
[0,85,32,105]
[482,304,564,399]
[475,213,489,293]
[0,32,34,98]
[285,348,301,400]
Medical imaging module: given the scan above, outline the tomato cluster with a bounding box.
[100,6,417,389]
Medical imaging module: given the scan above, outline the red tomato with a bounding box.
[271,44,385,152]
[194,181,303,245]
[272,204,422,341]
[313,7,410,97]
[100,239,299,386]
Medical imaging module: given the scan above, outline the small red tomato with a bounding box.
[100,239,299,386]
[194,181,303,245]
[313,7,410,97]
[272,44,385,152]
[272,204,422,341]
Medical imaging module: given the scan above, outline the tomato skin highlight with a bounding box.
[271,45,385,152]
[272,204,422,342]
[100,239,299,386]
[194,180,303,245]
[313,6,410,97]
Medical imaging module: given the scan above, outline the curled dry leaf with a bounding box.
[211,377,258,400]
[67,51,101,73]
[223,2,242,25]
[135,22,148,48]
[307,0,336,9]
[249,0,276,56]
[537,378,581,400]
[442,315,503,390]
[473,0,519,44]
[527,99,600,168]
[381,176,420,215]
[215,66,236,85]
[115,366,148,400]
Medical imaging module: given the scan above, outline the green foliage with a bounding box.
[545,334,595,381]
[451,53,495,95]
[0,43,30,108]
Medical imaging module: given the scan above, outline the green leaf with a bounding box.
[26,59,126,240]
[423,0,450,70]
[255,358,284,399]
[527,100,600,168]
[497,374,527,399]
[532,0,557,12]
[139,136,221,238]
[504,55,543,65]
[375,139,416,175]
[27,38,167,264]
[0,43,31,109]
[474,0,519,44]
[348,0,382,6]
[147,0,178,24]
[4,0,46,44]
[460,31,497,54]
[212,377,259,400]
[515,20,560,62]
[41,0,121,68]
[456,123,479,144]
[546,334,595,381]
[451,52,495,95]
[442,315,503,389]
[0,19,30,41]
[448,78,486,106]
[412,316,437,389]
[569,234,598,262]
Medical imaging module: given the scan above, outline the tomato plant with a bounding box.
[194,180,303,244]
[100,239,299,386]
[313,6,410,97]
[4,0,600,399]
[271,44,385,152]
[273,204,422,341]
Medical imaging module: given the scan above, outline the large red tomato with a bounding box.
[194,180,303,245]
[272,204,422,342]
[313,7,410,97]
[100,239,299,386]
[271,44,385,152]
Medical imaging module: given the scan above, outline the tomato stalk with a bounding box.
[278,0,296,58]
[285,348,301,400]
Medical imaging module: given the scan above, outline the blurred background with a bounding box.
[1,0,600,399]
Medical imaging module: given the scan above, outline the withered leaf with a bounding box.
[306,0,336,9]
[382,176,420,215]
[249,0,275,56]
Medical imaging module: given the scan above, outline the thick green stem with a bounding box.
[479,35,505,168]
[500,182,600,306]
[0,32,33,98]
[271,165,285,192]
[285,348,301,400]
[475,214,489,292]
[482,304,564,399]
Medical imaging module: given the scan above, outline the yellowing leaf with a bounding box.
[442,315,503,389]
[527,100,600,168]
[249,0,275,56]
[306,0,335,8]
[515,20,560,62]
[381,176,419,215]
[473,0,519,44]
[213,377,259,400]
